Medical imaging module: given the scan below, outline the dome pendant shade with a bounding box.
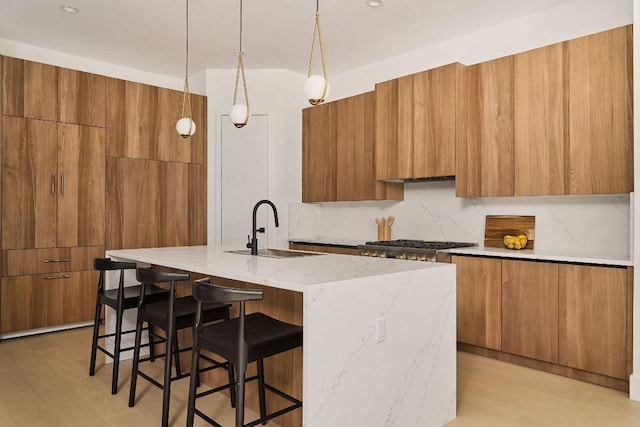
[304,75,329,105]
[176,117,196,138]
[230,103,249,128]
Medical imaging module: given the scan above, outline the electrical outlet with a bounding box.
[375,317,386,343]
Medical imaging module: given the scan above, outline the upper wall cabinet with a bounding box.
[376,63,465,181]
[566,25,633,195]
[2,57,58,121]
[302,91,403,202]
[58,68,106,127]
[105,78,206,164]
[457,25,632,197]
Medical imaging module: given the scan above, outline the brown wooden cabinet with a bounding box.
[454,254,632,390]
[2,56,58,121]
[106,157,206,250]
[302,91,402,202]
[288,242,360,256]
[1,117,105,250]
[376,63,464,181]
[566,25,633,195]
[514,43,566,196]
[58,68,106,127]
[453,255,502,350]
[458,25,632,197]
[458,56,514,197]
[559,264,629,380]
[105,78,206,164]
[501,259,559,363]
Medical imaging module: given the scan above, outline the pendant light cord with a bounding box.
[232,0,250,125]
[181,0,193,133]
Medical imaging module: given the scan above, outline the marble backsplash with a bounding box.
[289,181,632,260]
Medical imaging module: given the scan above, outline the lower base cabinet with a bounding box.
[1,270,96,333]
[453,255,631,390]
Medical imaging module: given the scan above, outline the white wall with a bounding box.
[205,68,306,249]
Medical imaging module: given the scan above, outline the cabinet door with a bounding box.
[302,102,337,202]
[567,25,633,195]
[514,44,565,196]
[58,68,106,127]
[1,117,58,249]
[0,270,96,333]
[106,78,156,160]
[413,63,462,178]
[501,260,559,363]
[105,157,160,249]
[375,75,413,180]
[463,56,514,197]
[57,124,105,247]
[2,57,57,120]
[453,255,502,350]
[559,264,628,379]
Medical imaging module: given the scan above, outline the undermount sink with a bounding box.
[227,248,326,259]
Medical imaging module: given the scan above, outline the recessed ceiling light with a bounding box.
[60,5,79,13]
[367,0,383,6]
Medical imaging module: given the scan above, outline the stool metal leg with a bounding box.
[186,327,200,427]
[148,324,156,361]
[89,294,102,376]
[173,329,181,376]
[111,300,125,394]
[257,359,267,425]
[128,305,145,408]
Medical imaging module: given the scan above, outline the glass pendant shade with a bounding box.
[230,103,249,128]
[304,74,329,105]
[176,117,196,138]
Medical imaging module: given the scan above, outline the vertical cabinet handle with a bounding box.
[51,174,56,195]
[60,173,64,196]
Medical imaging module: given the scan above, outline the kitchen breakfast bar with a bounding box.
[105,245,457,427]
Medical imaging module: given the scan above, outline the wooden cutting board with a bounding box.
[484,215,535,249]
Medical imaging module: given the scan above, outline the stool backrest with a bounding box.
[193,278,263,304]
[94,257,136,271]
[136,268,189,284]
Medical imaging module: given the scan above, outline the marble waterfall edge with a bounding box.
[303,265,457,427]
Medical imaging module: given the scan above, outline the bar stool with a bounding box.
[89,258,171,394]
[187,278,303,427]
[128,268,233,427]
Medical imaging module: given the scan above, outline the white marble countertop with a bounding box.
[449,246,632,267]
[106,245,450,293]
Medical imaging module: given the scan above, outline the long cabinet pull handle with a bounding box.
[60,173,64,196]
[51,174,55,195]
[43,258,71,263]
[45,274,70,280]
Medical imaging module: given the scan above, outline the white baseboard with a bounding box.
[0,321,92,341]
[629,373,640,401]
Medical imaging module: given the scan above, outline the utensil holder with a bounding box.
[383,225,391,240]
[377,225,385,241]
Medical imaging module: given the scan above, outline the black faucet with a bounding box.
[246,199,279,255]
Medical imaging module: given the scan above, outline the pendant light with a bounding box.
[176,0,196,138]
[305,0,329,105]
[230,0,250,128]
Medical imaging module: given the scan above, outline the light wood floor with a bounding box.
[1,326,640,426]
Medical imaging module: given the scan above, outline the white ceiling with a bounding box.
[0,0,574,79]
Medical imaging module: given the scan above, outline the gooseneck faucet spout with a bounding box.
[246,199,279,255]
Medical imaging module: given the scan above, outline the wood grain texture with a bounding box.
[1,117,57,249]
[558,264,628,380]
[302,102,337,202]
[453,255,502,350]
[375,76,413,180]
[58,68,106,127]
[188,163,207,245]
[567,25,633,195]
[464,56,514,197]
[57,123,105,247]
[105,157,160,250]
[289,242,360,255]
[413,63,461,178]
[484,215,535,249]
[514,44,566,196]
[158,161,190,247]
[2,56,58,120]
[1,246,103,276]
[0,270,96,333]
[501,259,559,363]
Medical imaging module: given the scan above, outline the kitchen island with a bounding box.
[105,245,456,427]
